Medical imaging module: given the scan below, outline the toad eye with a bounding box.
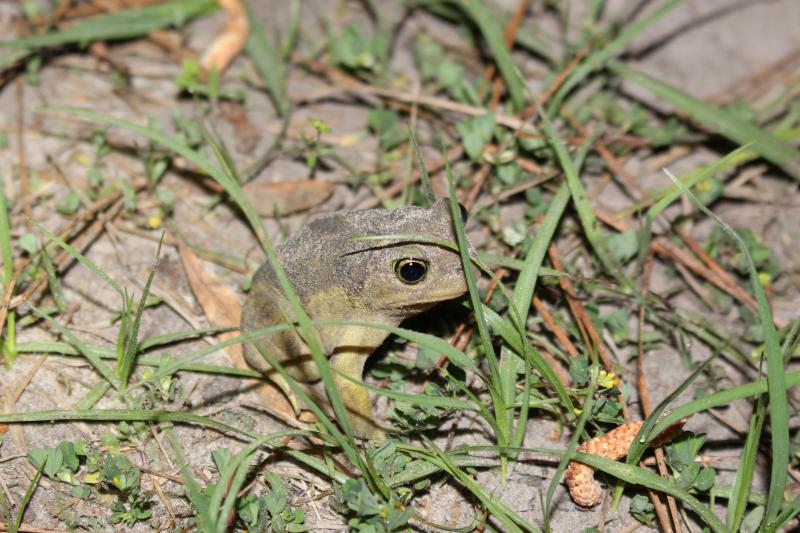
[394,258,428,285]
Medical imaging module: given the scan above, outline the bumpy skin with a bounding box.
[241,199,473,439]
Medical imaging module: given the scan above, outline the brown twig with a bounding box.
[548,243,629,421]
[562,109,643,196]
[592,210,781,329]
[9,198,126,310]
[675,227,740,290]
[532,296,578,358]
[535,42,591,108]
[464,163,492,210]
[651,238,760,315]
[638,250,681,533]
[483,0,530,110]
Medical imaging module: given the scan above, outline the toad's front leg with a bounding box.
[328,348,386,441]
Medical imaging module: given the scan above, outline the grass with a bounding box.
[0,1,799,532]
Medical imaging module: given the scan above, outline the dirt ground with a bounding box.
[1,0,799,531]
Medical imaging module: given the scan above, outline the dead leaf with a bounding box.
[200,0,248,74]
[178,242,294,419]
[242,180,335,216]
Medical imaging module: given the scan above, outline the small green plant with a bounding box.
[174,58,244,101]
[299,117,333,173]
[329,23,383,78]
[237,473,308,532]
[331,477,413,532]
[665,432,716,494]
[28,440,152,526]
[368,107,406,152]
[629,494,656,527]
[456,113,497,161]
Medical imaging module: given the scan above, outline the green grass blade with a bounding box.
[15,340,264,378]
[645,145,751,220]
[0,0,216,50]
[138,325,234,350]
[622,128,800,217]
[335,370,476,411]
[216,453,259,531]
[0,48,30,71]
[530,93,629,286]
[611,62,800,181]
[132,326,290,389]
[726,396,766,532]
[0,477,9,530]
[616,348,721,508]
[28,216,124,297]
[625,349,719,463]
[165,427,215,532]
[574,452,726,533]
[0,185,13,289]
[638,145,751,266]
[482,304,573,413]
[74,381,113,411]
[509,183,570,328]
[650,370,800,436]
[444,158,508,448]
[12,459,44,533]
[421,442,540,533]
[0,185,15,363]
[27,303,119,388]
[0,408,257,438]
[549,0,681,111]
[665,169,787,526]
[118,233,163,389]
[409,128,436,206]
[544,369,597,526]
[39,245,67,313]
[454,0,525,110]
[768,495,800,533]
[207,436,269,529]
[781,318,800,364]
[244,0,290,117]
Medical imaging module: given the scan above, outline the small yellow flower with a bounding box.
[598,370,619,389]
[573,407,582,415]
[148,215,162,229]
[758,271,771,287]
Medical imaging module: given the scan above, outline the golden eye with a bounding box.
[394,258,428,284]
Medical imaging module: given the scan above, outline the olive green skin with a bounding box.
[241,199,473,439]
